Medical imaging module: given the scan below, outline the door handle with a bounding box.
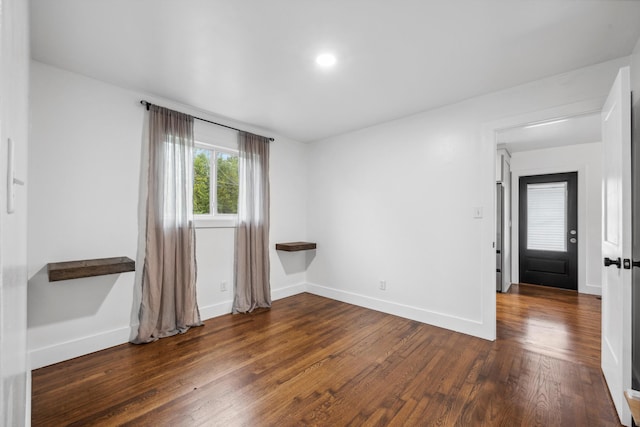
[604,257,621,268]
[622,259,640,269]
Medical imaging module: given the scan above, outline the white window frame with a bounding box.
[193,141,239,228]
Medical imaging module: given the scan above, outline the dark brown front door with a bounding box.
[519,172,578,290]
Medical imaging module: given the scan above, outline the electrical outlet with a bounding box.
[220,281,228,292]
[379,280,386,290]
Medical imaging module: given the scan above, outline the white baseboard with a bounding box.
[29,326,131,370]
[582,282,602,296]
[199,300,234,321]
[272,282,307,300]
[30,282,490,369]
[199,282,307,320]
[306,282,487,339]
[26,369,31,427]
[29,282,309,370]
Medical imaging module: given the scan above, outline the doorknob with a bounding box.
[622,259,640,269]
[604,257,621,268]
[624,259,631,269]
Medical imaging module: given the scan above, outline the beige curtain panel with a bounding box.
[233,132,271,313]
[132,105,202,343]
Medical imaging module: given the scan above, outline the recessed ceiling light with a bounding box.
[316,53,337,67]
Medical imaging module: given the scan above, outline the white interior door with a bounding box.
[601,66,632,426]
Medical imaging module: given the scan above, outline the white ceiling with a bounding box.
[30,0,640,142]
[497,112,602,153]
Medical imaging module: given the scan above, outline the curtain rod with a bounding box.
[140,100,274,142]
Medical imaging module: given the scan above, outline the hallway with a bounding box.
[498,283,602,369]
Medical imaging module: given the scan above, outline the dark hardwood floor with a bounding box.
[32,285,620,426]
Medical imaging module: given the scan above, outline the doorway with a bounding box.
[518,172,578,290]
[484,100,606,343]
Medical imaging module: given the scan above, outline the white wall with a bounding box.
[28,61,308,369]
[0,0,30,424]
[306,57,629,340]
[27,54,634,368]
[510,143,603,295]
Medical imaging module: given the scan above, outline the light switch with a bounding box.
[473,207,483,218]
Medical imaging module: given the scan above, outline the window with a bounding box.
[193,143,239,218]
[526,181,567,252]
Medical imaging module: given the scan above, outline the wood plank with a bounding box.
[31,285,620,426]
[625,389,640,425]
[47,256,135,282]
[275,242,317,251]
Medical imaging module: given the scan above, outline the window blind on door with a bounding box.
[527,182,567,252]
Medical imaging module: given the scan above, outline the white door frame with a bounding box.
[511,163,593,295]
[481,97,607,341]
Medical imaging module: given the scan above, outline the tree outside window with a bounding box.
[193,145,238,216]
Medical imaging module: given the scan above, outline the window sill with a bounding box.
[194,217,237,229]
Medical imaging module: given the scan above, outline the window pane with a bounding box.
[527,182,567,252]
[216,152,238,214]
[193,148,211,215]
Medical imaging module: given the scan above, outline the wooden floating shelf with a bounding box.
[48,256,135,282]
[275,242,317,252]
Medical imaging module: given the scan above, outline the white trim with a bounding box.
[194,217,237,228]
[199,283,307,319]
[306,283,493,340]
[29,326,131,370]
[199,300,234,320]
[482,98,605,137]
[194,141,239,155]
[584,282,602,296]
[481,97,608,339]
[271,282,308,300]
[25,370,31,427]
